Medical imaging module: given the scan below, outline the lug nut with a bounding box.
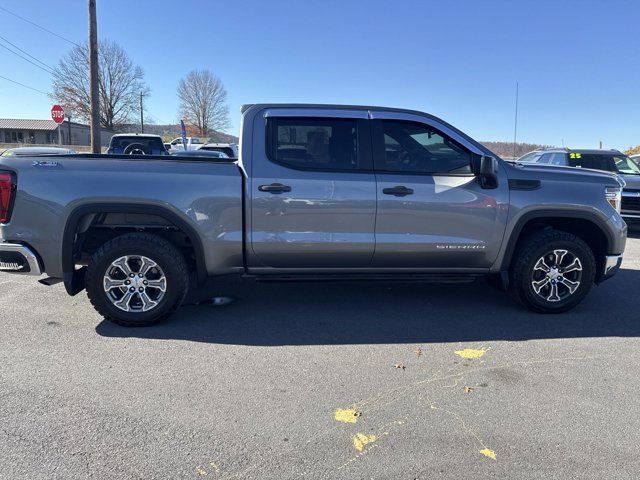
[139,287,144,292]
[143,280,148,285]
[125,280,130,285]
[129,287,135,292]
[129,273,135,278]
[138,273,144,278]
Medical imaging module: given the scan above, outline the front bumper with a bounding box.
[598,254,623,283]
[0,242,43,275]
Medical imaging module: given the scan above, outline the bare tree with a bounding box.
[51,39,149,130]
[177,70,230,136]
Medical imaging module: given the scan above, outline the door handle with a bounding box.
[382,186,414,197]
[258,183,292,194]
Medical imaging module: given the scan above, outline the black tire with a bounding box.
[509,229,596,313]
[85,233,189,327]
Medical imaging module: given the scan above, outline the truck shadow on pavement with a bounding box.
[96,267,640,346]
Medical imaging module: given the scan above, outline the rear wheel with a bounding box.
[85,233,189,326]
[509,229,596,313]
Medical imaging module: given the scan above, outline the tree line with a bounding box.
[51,38,229,136]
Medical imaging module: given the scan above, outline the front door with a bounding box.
[249,111,376,269]
[370,113,509,269]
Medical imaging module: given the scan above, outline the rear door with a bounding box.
[370,111,509,269]
[248,108,376,270]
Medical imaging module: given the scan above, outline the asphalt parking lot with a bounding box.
[1,235,639,479]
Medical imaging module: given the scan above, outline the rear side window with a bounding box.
[374,120,472,174]
[267,117,360,170]
[111,137,165,154]
[569,154,616,171]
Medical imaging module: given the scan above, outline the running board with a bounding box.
[252,273,482,284]
[38,276,63,286]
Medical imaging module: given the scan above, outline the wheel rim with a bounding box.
[531,249,582,303]
[103,255,167,313]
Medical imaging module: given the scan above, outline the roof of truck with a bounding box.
[111,133,163,138]
[241,103,442,117]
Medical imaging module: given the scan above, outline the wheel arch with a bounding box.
[62,203,207,294]
[499,209,614,281]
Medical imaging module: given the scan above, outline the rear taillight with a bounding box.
[0,172,15,223]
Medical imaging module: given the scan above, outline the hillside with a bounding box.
[480,141,553,159]
[625,145,640,156]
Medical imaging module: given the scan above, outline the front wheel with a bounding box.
[509,229,596,313]
[85,233,189,326]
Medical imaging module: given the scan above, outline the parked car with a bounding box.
[107,134,169,155]
[167,137,205,152]
[199,142,238,158]
[0,147,76,157]
[517,148,640,222]
[0,104,626,326]
[170,149,230,160]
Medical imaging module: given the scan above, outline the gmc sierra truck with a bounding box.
[0,104,627,326]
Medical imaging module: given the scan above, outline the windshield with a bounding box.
[614,155,640,175]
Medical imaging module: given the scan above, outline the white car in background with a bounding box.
[167,137,205,152]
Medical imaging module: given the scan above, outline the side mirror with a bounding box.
[479,156,499,189]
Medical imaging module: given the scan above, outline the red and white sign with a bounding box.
[51,104,65,124]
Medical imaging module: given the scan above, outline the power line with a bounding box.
[0,41,54,75]
[0,74,49,96]
[0,34,55,71]
[0,6,80,47]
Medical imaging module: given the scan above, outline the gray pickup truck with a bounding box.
[0,104,627,326]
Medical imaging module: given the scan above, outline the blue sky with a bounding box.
[0,0,638,149]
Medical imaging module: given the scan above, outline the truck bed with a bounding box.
[0,154,245,279]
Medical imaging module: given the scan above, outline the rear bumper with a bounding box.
[0,242,43,275]
[598,254,623,283]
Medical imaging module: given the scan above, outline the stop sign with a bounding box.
[51,105,65,124]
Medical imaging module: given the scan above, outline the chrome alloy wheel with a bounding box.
[103,255,167,312]
[531,249,582,303]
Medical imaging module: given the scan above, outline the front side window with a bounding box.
[536,153,553,164]
[375,120,472,174]
[548,153,566,165]
[518,151,544,163]
[268,117,359,170]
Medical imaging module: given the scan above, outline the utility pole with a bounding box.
[512,82,519,159]
[67,114,72,145]
[599,140,603,149]
[88,0,101,153]
[140,91,144,133]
